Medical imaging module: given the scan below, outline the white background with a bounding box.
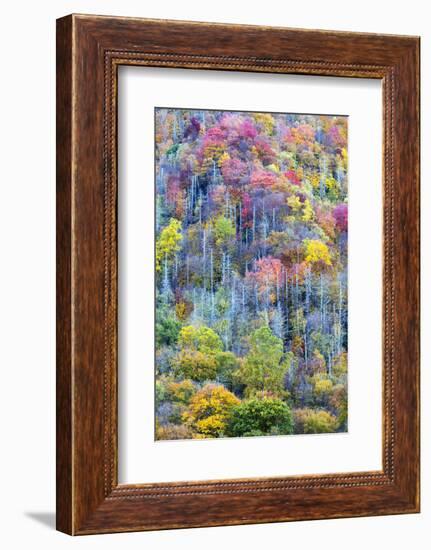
[0,1,428,548]
[119,68,382,483]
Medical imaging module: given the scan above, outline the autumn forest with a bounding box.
[155,107,348,440]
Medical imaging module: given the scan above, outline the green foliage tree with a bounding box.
[178,325,223,354]
[214,287,230,315]
[155,377,168,405]
[215,351,239,388]
[173,349,218,382]
[332,352,348,377]
[166,379,196,404]
[212,215,235,247]
[330,384,347,430]
[235,326,287,397]
[227,397,293,437]
[156,314,181,347]
[294,408,338,434]
[174,325,225,382]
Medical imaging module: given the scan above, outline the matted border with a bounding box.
[56,14,419,534]
[105,54,391,494]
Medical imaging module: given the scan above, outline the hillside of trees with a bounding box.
[154,108,348,440]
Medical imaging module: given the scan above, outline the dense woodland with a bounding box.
[154,108,348,440]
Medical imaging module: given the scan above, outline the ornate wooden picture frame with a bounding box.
[56,14,420,535]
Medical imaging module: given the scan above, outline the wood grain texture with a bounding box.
[56,14,420,535]
[56,15,73,535]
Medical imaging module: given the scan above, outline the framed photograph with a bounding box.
[56,14,420,535]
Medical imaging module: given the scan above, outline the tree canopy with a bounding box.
[154,108,348,441]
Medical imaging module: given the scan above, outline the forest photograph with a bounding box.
[154,107,348,441]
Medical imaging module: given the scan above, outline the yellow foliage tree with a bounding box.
[310,173,320,190]
[200,144,226,174]
[167,379,196,404]
[294,409,338,434]
[304,239,331,266]
[302,199,314,222]
[175,300,193,321]
[183,384,240,437]
[312,374,333,398]
[178,325,223,354]
[287,195,302,211]
[267,163,280,173]
[252,112,275,134]
[332,352,348,377]
[156,218,182,271]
